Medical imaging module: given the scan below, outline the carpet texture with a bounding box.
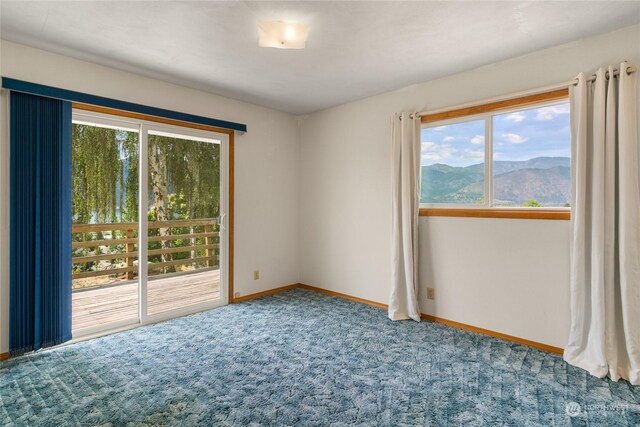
[1,289,639,426]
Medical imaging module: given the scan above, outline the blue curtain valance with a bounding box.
[2,77,247,133]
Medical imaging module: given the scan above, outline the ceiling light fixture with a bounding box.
[258,20,309,49]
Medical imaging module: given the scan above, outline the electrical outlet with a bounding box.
[234,292,240,299]
[427,288,435,300]
[254,270,260,280]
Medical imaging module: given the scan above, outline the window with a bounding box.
[421,119,485,205]
[420,90,571,218]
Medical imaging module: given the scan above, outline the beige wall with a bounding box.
[299,24,640,348]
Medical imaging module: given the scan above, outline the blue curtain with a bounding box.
[9,92,72,356]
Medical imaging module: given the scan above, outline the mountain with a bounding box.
[493,157,570,175]
[421,164,483,203]
[421,157,570,207]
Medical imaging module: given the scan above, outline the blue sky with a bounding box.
[421,102,570,167]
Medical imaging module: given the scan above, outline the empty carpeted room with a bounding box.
[1,1,640,425]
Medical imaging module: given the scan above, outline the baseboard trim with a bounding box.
[232,284,300,303]
[1,285,562,362]
[238,282,563,355]
[419,313,563,354]
[297,284,389,309]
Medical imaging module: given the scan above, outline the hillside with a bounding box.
[421,157,570,207]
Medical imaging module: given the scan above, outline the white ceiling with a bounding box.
[1,1,639,114]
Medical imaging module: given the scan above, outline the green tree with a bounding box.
[72,124,221,275]
[523,199,543,207]
[153,135,221,220]
[121,132,139,222]
[72,125,122,223]
[73,125,220,224]
[147,134,221,272]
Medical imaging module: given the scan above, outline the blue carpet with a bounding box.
[1,289,639,426]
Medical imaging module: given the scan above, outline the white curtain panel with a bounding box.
[389,113,421,322]
[565,62,640,385]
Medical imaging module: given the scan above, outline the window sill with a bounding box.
[419,208,570,220]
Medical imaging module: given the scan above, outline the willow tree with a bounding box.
[148,134,220,271]
[121,132,139,222]
[73,127,220,224]
[73,122,220,273]
[72,125,122,224]
[153,135,221,220]
[148,135,172,270]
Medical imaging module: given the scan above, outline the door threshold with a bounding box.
[70,299,227,345]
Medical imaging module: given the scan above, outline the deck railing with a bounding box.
[72,218,219,280]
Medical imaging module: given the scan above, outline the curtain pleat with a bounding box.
[564,62,640,385]
[389,113,421,322]
[9,92,72,356]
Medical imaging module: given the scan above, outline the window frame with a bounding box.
[419,90,571,220]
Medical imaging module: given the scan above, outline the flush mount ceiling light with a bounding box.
[258,20,310,49]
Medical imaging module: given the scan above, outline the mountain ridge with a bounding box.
[421,156,570,206]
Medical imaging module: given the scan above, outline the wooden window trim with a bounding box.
[420,88,569,124]
[72,102,236,302]
[420,89,571,220]
[73,102,234,136]
[420,208,570,220]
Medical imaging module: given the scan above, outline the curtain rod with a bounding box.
[415,65,637,118]
[1,77,248,133]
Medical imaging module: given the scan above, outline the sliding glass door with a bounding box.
[71,111,228,336]
[145,126,225,319]
[71,116,140,333]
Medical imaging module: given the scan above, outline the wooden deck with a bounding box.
[72,269,220,331]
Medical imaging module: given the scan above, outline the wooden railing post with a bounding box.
[205,224,213,267]
[125,228,135,280]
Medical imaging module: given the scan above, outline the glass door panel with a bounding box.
[71,119,140,333]
[146,129,223,316]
